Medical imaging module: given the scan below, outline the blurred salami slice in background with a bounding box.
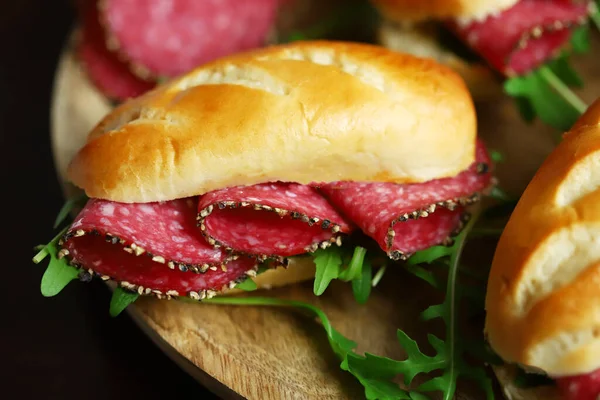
[197,183,354,260]
[448,0,591,75]
[321,140,493,259]
[99,0,279,79]
[78,1,156,101]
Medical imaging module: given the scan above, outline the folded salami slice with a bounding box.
[63,235,257,299]
[78,2,155,101]
[100,0,278,78]
[320,140,492,260]
[59,197,257,298]
[557,368,600,400]
[63,198,230,273]
[197,183,354,260]
[448,0,591,75]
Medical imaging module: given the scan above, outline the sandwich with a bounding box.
[36,40,494,307]
[370,0,594,116]
[485,97,600,400]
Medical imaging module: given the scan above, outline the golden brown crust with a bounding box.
[370,0,519,22]
[485,98,600,377]
[67,40,477,203]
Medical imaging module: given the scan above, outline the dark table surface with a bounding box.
[3,0,216,398]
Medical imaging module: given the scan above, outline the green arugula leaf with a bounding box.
[313,247,344,295]
[489,150,504,163]
[340,246,367,281]
[235,278,258,291]
[34,227,80,297]
[547,54,584,88]
[570,25,590,54]
[109,287,139,317]
[312,246,371,302]
[408,246,454,266]
[39,246,79,297]
[351,259,372,305]
[53,193,88,229]
[505,65,586,133]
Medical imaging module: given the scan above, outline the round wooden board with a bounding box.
[51,30,600,400]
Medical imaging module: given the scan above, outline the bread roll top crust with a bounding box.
[370,0,519,22]
[485,98,600,377]
[67,41,477,203]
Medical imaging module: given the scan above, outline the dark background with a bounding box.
[3,0,216,397]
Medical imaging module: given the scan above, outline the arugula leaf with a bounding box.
[570,25,590,54]
[341,246,368,281]
[547,54,584,88]
[109,287,139,317]
[408,246,453,266]
[505,65,585,133]
[235,278,258,291]
[53,192,88,229]
[313,247,344,295]
[33,227,80,297]
[351,259,372,305]
[489,150,504,163]
[312,246,372,303]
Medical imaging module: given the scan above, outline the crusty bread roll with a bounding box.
[66,40,477,203]
[485,98,600,377]
[376,21,502,100]
[370,0,519,23]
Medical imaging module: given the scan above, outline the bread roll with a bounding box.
[485,98,600,377]
[66,41,477,203]
[370,0,519,23]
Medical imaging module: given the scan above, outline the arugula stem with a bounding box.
[591,6,600,33]
[371,265,387,287]
[443,208,482,400]
[538,65,588,115]
[32,247,49,264]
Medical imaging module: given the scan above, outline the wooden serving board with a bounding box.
[50,29,600,400]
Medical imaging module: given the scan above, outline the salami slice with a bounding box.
[63,235,257,299]
[557,368,600,400]
[320,140,492,259]
[448,0,591,75]
[78,2,155,101]
[197,183,354,261]
[64,198,229,273]
[100,0,278,79]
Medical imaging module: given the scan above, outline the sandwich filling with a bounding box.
[447,0,593,76]
[57,140,492,299]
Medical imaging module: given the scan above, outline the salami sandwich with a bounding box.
[485,98,600,400]
[371,0,594,97]
[55,41,493,301]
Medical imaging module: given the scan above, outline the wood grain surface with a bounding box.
[51,28,600,400]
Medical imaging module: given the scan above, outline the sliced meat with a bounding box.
[320,140,492,259]
[556,368,600,400]
[197,183,354,261]
[65,198,229,273]
[447,0,591,75]
[100,0,278,78]
[78,1,155,101]
[63,234,257,299]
